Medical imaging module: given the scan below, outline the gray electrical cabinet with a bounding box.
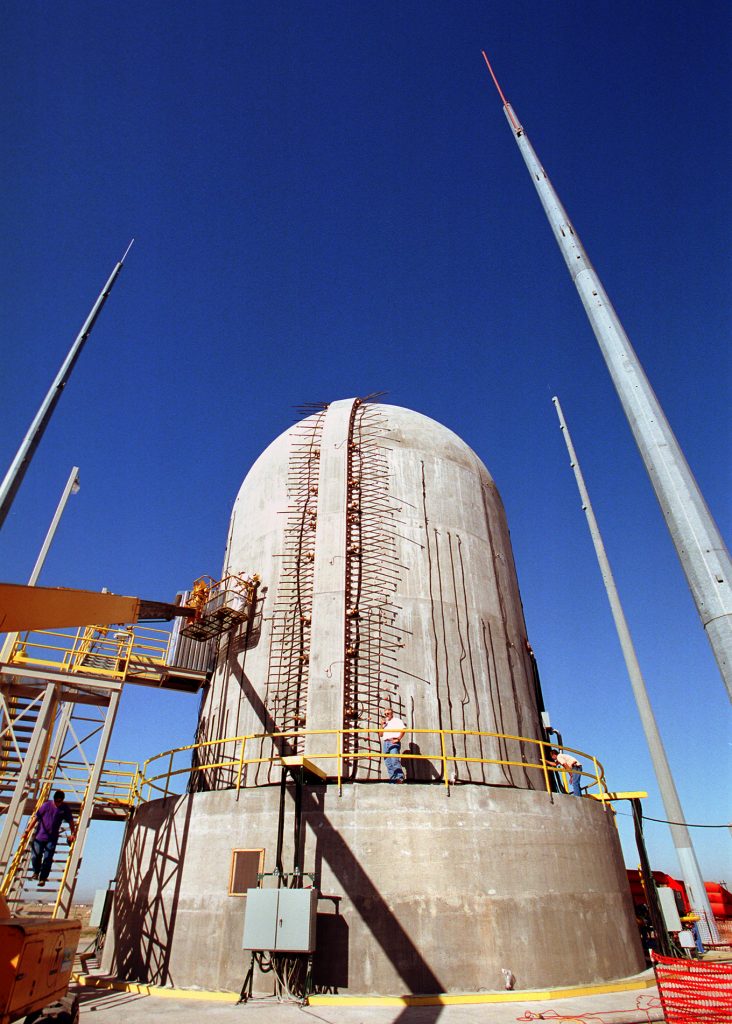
[242,887,318,952]
[89,887,114,929]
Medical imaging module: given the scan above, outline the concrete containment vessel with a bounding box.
[105,399,644,994]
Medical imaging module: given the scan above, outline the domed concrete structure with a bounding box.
[104,399,644,995]
[199,399,547,787]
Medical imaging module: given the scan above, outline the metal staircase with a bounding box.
[0,614,216,921]
[0,735,140,915]
[0,689,45,806]
[1,793,78,916]
[0,581,232,918]
[0,672,129,918]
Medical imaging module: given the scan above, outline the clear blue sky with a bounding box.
[1,1,729,899]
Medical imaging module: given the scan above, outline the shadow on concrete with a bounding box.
[299,785,446,996]
[313,911,349,990]
[392,1010,445,1024]
[74,985,150,1011]
[231,669,297,785]
[405,742,441,782]
[108,794,193,986]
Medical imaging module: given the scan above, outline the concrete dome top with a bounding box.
[238,400,496,500]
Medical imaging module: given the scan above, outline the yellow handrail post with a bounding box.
[540,742,552,795]
[119,632,133,679]
[69,627,83,672]
[53,801,82,918]
[235,735,247,800]
[440,730,449,792]
[164,751,173,800]
[163,628,172,664]
[592,756,606,809]
[337,730,342,797]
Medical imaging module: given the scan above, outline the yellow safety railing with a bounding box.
[52,788,83,917]
[121,626,172,669]
[49,760,140,808]
[187,573,259,616]
[68,625,134,677]
[6,624,173,681]
[96,760,140,807]
[135,728,608,803]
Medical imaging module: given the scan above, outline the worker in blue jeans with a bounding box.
[549,749,583,796]
[30,790,76,886]
[381,706,406,784]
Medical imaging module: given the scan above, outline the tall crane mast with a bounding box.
[481,54,732,702]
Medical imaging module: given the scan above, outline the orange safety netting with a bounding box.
[652,951,732,1023]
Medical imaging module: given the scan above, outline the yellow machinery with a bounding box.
[0,895,80,1024]
[0,575,259,638]
[0,582,195,634]
[181,574,260,640]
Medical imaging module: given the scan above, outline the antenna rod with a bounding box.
[552,396,719,943]
[0,242,133,529]
[481,55,732,701]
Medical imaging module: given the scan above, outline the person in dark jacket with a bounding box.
[30,790,76,886]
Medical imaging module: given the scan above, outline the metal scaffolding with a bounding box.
[0,619,215,918]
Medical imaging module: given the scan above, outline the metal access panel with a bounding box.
[242,888,279,950]
[89,887,114,929]
[657,886,683,932]
[275,888,318,952]
[242,888,318,952]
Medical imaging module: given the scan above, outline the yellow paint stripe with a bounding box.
[589,791,648,801]
[72,975,239,1002]
[309,976,656,1005]
[72,972,656,1006]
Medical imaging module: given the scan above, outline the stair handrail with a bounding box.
[0,781,53,896]
[52,787,83,917]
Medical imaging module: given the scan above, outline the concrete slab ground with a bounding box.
[73,976,665,1024]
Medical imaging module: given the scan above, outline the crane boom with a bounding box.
[0,582,193,633]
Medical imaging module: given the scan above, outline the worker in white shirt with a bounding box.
[549,748,583,796]
[381,706,406,784]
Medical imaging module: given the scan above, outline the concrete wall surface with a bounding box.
[103,783,644,995]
